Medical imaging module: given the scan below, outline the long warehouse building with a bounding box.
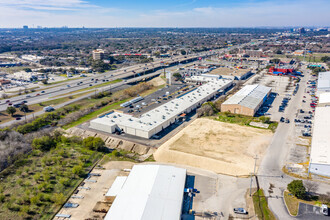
[90,77,233,138]
[308,107,330,177]
[104,165,187,220]
[221,84,271,116]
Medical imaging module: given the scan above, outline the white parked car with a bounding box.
[233,208,248,214]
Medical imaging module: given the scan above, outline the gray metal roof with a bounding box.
[222,84,271,110]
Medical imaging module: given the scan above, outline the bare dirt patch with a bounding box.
[154,118,273,176]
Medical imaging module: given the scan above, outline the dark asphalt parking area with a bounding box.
[296,203,329,220]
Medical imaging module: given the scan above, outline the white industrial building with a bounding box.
[104,165,187,220]
[317,71,330,95]
[309,107,330,177]
[318,92,330,107]
[221,84,271,116]
[90,77,233,138]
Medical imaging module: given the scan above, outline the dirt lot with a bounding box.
[209,67,250,77]
[154,118,273,176]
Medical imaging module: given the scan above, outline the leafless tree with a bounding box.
[304,180,319,193]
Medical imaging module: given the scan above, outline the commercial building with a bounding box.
[308,107,330,177]
[318,92,330,107]
[179,65,214,76]
[104,165,187,220]
[92,49,105,60]
[90,77,233,138]
[317,71,330,95]
[221,84,271,116]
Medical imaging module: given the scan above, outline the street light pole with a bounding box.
[250,155,258,196]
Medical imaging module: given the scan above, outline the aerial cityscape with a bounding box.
[0,0,329,220]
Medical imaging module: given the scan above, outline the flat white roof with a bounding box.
[222,84,271,110]
[310,107,330,165]
[105,176,127,197]
[104,165,186,220]
[317,71,330,90]
[93,78,232,132]
[319,92,330,104]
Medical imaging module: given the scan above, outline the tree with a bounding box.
[173,73,182,81]
[287,180,306,199]
[32,136,56,151]
[23,68,32,72]
[19,104,29,113]
[180,50,187,55]
[6,106,16,117]
[41,79,48,84]
[82,136,105,151]
[304,180,319,193]
[53,193,65,205]
[72,165,83,178]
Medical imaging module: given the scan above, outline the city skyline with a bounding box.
[0,0,329,28]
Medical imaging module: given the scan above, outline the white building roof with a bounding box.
[317,71,330,91]
[94,78,232,132]
[104,165,186,220]
[319,92,330,104]
[222,84,271,110]
[105,176,127,197]
[310,107,330,165]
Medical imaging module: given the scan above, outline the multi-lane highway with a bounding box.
[0,41,256,126]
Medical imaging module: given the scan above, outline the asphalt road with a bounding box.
[0,40,258,112]
[0,51,217,111]
[258,64,330,219]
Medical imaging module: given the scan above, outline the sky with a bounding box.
[0,0,329,28]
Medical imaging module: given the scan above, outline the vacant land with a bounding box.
[209,67,249,77]
[0,137,103,220]
[154,118,273,176]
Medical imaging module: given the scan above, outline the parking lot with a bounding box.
[121,83,197,116]
[296,203,329,220]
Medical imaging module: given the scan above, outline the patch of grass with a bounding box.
[215,112,278,132]
[252,189,276,220]
[62,99,128,129]
[284,191,299,216]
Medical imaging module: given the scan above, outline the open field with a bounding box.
[154,118,273,176]
[209,67,249,77]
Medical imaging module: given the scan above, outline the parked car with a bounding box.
[44,106,55,112]
[41,91,45,93]
[233,208,248,214]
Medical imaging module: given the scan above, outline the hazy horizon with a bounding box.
[0,0,329,28]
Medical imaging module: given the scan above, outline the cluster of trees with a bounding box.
[6,104,29,117]
[0,133,105,219]
[15,105,79,134]
[123,82,153,97]
[287,180,322,200]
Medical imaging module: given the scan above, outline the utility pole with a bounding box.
[250,155,258,196]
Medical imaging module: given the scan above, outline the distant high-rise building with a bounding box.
[93,49,106,60]
[299,27,306,34]
[23,25,28,29]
